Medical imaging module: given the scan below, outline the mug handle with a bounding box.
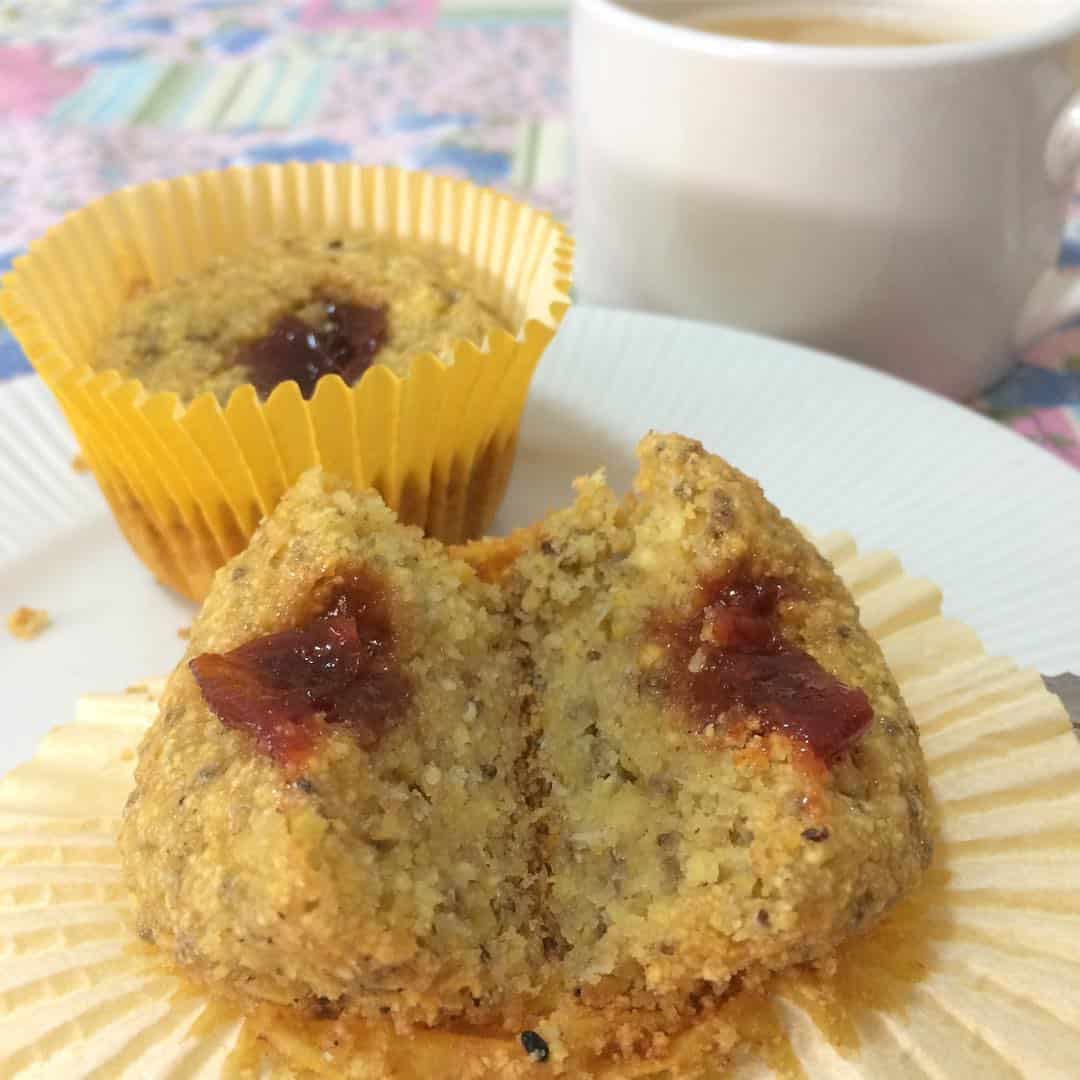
[1014,90,1080,347]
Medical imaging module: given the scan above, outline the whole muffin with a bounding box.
[0,165,571,601]
[100,234,508,403]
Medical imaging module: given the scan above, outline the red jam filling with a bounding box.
[190,571,409,766]
[652,572,872,762]
[238,298,389,399]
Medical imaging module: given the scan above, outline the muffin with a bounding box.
[504,433,932,1025]
[120,470,541,1029]
[100,234,508,403]
[0,164,572,602]
[119,433,932,1077]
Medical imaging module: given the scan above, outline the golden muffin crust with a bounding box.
[97,234,507,403]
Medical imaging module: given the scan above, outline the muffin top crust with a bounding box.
[97,233,508,403]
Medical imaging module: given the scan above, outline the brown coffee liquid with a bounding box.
[677,9,978,46]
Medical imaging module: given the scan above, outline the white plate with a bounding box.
[2,305,1079,776]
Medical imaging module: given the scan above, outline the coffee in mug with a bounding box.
[673,7,981,46]
[572,0,1080,398]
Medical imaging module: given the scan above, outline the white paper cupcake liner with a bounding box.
[1,535,1078,1078]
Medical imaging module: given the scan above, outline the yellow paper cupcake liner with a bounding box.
[0,164,573,602]
[1,536,1078,1078]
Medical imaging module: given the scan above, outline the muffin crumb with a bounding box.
[7,606,50,641]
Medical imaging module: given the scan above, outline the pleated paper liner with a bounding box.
[0,164,573,603]
[2,536,1079,1078]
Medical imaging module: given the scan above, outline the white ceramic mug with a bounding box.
[572,0,1080,398]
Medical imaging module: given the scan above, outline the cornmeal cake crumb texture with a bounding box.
[97,234,508,403]
[120,434,932,1075]
[120,471,537,1028]
[7,606,50,640]
[505,433,931,1023]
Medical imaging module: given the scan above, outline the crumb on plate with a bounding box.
[8,606,50,641]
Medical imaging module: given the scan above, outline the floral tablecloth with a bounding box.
[1,0,1078,467]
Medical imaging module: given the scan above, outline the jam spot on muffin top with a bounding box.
[652,570,872,762]
[238,297,389,399]
[190,570,410,766]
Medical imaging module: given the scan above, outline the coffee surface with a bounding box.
[670,7,981,46]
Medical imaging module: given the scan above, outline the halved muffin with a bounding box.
[504,434,932,1019]
[121,434,932,1075]
[120,470,538,1028]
